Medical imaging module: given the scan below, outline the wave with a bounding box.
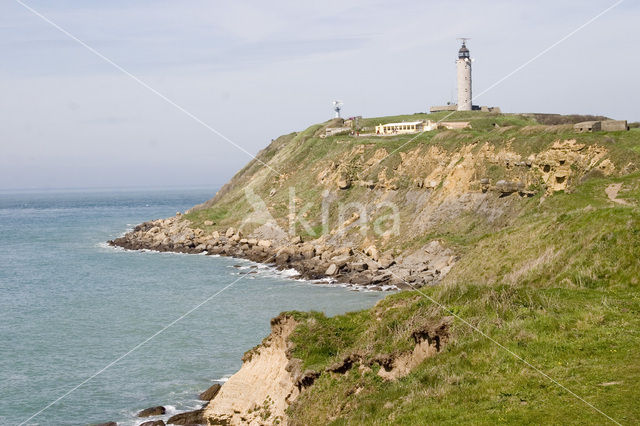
[214,375,232,383]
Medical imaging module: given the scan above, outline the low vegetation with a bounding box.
[185,111,639,424]
[286,176,640,424]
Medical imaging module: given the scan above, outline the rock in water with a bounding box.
[199,383,221,401]
[167,409,205,425]
[140,421,166,426]
[137,406,166,417]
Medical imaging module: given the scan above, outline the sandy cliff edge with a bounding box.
[204,314,300,425]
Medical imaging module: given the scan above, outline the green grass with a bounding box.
[283,166,640,424]
[179,112,640,424]
[288,283,640,425]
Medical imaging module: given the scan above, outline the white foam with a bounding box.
[96,241,119,251]
[279,268,301,277]
[163,405,178,415]
[102,242,397,292]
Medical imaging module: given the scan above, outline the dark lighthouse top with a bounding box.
[458,41,470,59]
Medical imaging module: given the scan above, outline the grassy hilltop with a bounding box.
[186,111,640,424]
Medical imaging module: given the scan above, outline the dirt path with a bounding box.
[605,183,631,206]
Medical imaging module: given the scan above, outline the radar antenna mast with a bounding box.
[332,100,343,118]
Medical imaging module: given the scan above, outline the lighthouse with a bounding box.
[456,39,472,111]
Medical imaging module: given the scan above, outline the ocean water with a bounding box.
[0,189,385,425]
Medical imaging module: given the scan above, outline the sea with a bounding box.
[0,188,385,425]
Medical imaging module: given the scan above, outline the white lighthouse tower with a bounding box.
[456,38,472,111]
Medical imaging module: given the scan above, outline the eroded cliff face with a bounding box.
[202,313,451,425]
[204,315,301,425]
[111,133,619,291]
[314,138,612,197]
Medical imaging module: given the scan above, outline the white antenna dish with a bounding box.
[332,100,343,118]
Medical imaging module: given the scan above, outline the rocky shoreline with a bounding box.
[94,382,221,426]
[108,215,457,291]
[102,216,457,424]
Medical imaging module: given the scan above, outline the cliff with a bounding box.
[112,111,637,291]
[111,111,640,424]
[204,314,300,425]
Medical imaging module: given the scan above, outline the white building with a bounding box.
[456,40,472,111]
[375,120,436,135]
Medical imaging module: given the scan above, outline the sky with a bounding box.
[0,0,638,190]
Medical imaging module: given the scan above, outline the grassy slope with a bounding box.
[185,113,640,424]
[287,176,640,424]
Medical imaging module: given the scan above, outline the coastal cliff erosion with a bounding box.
[110,113,640,424]
[198,312,450,425]
[204,314,301,425]
[110,131,618,290]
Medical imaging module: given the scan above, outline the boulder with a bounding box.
[300,245,316,259]
[199,383,221,401]
[349,262,369,272]
[371,272,392,284]
[225,227,236,238]
[379,254,395,269]
[330,254,351,268]
[211,231,220,239]
[349,271,374,285]
[209,246,223,255]
[325,264,338,276]
[137,406,166,417]
[336,247,354,256]
[167,409,204,425]
[365,259,379,272]
[365,245,379,261]
[203,220,214,226]
[92,423,117,426]
[276,246,296,263]
[140,421,165,426]
[257,239,272,248]
[275,251,290,265]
